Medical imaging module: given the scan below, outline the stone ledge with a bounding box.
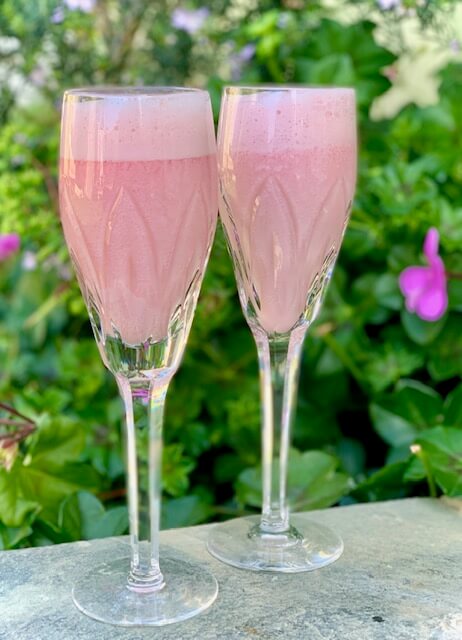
[1,498,461,640]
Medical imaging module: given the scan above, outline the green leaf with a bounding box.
[295,470,352,511]
[403,456,426,483]
[225,387,261,465]
[78,490,127,539]
[417,427,462,496]
[337,438,366,476]
[0,414,100,528]
[236,467,261,509]
[288,451,350,511]
[246,9,279,37]
[19,462,101,525]
[386,444,414,465]
[77,491,105,525]
[28,414,86,466]
[59,491,128,541]
[354,461,411,502]
[91,505,128,538]
[162,444,195,497]
[370,380,443,448]
[58,493,82,541]
[0,521,33,550]
[0,465,40,527]
[428,317,462,381]
[444,385,462,427]
[162,495,212,530]
[363,341,425,393]
[401,311,446,345]
[447,280,462,312]
[236,449,351,511]
[87,446,124,481]
[296,54,356,87]
[370,405,418,449]
[294,19,394,108]
[375,273,403,311]
[19,387,72,414]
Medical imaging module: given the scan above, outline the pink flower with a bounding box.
[399,228,448,322]
[0,234,20,261]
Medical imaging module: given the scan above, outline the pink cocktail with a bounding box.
[208,86,357,573]
[60,90,216,348]
[60,87,218,626]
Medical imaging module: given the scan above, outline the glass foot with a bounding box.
[207,514,343,573]
[72,555,218,627]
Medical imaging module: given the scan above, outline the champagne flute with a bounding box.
[207,86,357,572]
[59,87,218,625]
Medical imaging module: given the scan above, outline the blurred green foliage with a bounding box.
[0,0,461,549]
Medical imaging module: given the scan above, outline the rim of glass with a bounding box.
[223,84,355,95]
[64,86,207,99]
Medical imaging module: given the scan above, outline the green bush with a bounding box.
[0,0,461,549]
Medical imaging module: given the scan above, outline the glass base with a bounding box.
[72,556,218,627]
[207,514,343,573]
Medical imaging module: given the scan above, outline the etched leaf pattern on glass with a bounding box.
[219,169,353,335]
[60,157,216,377]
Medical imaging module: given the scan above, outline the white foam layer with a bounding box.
[60,89,216,161]
[219,88,356,153]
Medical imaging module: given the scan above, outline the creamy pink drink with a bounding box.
[60,89,220,625]
[206,88,356,573]
[60,89,217,347]
[218,88,356,334]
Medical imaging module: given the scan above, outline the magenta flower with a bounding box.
[0,234,20,261]
[399,228,448,322]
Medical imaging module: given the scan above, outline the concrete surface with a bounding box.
[1,498,461,640]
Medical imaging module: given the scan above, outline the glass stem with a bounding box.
[254,326,306,534]
[117,376,169,593]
